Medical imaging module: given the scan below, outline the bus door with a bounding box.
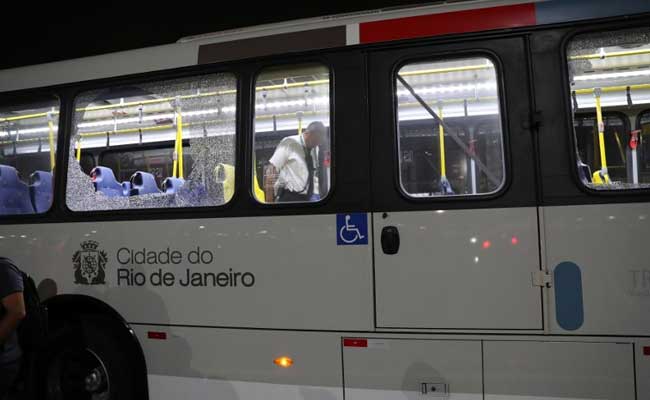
[368,36,543,330]
[535,25,650,336]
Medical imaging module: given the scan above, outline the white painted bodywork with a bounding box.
[0,215,374,331]
[484,341,635,399]
[543,202,650,335]
[344,339,483,400]
[342,336,639,400]
[148,376,343,400]
[373,208,542,330]
[636,338,650,399]
[137,326,344,400]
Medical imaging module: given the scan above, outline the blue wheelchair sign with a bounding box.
[337,213,368,245]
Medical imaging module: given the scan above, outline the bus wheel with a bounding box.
[41,318,136,400]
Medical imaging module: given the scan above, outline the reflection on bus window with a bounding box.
[253,64,331,204]
[66,74,237,211]
[567,27,650,190]
[0,99,59,215]
[396,57,505,198]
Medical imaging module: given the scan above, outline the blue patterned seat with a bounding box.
[0,165,35,214]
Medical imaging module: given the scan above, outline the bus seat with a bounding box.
[91,166,125,197]
[0,165,35,214]
[162,177,185,194]
[214,163,234,203]
[29,171,53,213]
[129,171,160,195]
[121,181,132,196]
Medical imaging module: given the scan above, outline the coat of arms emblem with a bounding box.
[73,240,108,285]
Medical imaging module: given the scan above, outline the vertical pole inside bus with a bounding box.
[630,130,640,185]
[47,109,56,171]
[173,97,184,179]
[437,102,452,194]
[75,138,82,162]
[593,87,611,184]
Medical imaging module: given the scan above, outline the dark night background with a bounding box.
[1,1,439,70]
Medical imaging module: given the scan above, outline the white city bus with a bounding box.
[1,1,650,399]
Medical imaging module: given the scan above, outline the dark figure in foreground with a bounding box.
[0,258,26,400]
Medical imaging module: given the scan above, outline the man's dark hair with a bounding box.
[306,121,326,139]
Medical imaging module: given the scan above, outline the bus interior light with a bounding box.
[573,69,650,82]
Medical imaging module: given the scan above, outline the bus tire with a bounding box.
[38,316,137,400]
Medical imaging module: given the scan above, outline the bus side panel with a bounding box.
[0,215,374,331]
[373,207,542,330]
[637,339,650,400]
[484,341,635,399]
[343,338,483,400]
[133,326,343,400]
[543,203,650,335]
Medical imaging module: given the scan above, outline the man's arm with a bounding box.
[0,292,26,345]
[263,164,279,203]
[265,139,291,204]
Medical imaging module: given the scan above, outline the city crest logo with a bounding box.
[73,240,108,285]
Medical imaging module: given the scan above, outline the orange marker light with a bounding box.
[482,240,491,249]
[511,236,519,245]
[274,356,293,368]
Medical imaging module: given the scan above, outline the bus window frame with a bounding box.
[62,68,242,215]
[0,92,62,219]
[391,50,511,203]
[561,24,650,196]
[249,58,335,208]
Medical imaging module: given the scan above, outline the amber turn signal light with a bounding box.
[274,356,293,368]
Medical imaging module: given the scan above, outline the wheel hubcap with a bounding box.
[47,347,110,400]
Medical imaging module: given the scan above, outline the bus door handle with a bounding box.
[381,226,400,255]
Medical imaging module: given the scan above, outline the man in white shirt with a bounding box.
[263,121,326,203]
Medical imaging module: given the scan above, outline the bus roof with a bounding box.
[1,0,649,93]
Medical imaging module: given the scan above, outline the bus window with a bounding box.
[395,57,505,198]
[0,98,59,215]
[66,73,237,211]
[567,27,650,189]
[253,64,331,204]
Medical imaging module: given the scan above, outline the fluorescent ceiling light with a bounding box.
[77,106,237,130]
[574,69,650,82]
[0,126,59,137]
[397,81,497,97]
[255,96,329,110]
[76,96,324,131]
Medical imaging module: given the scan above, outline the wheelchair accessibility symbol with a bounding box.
[337,213,368,245]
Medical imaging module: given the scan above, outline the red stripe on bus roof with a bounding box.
[359,3,536,44]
